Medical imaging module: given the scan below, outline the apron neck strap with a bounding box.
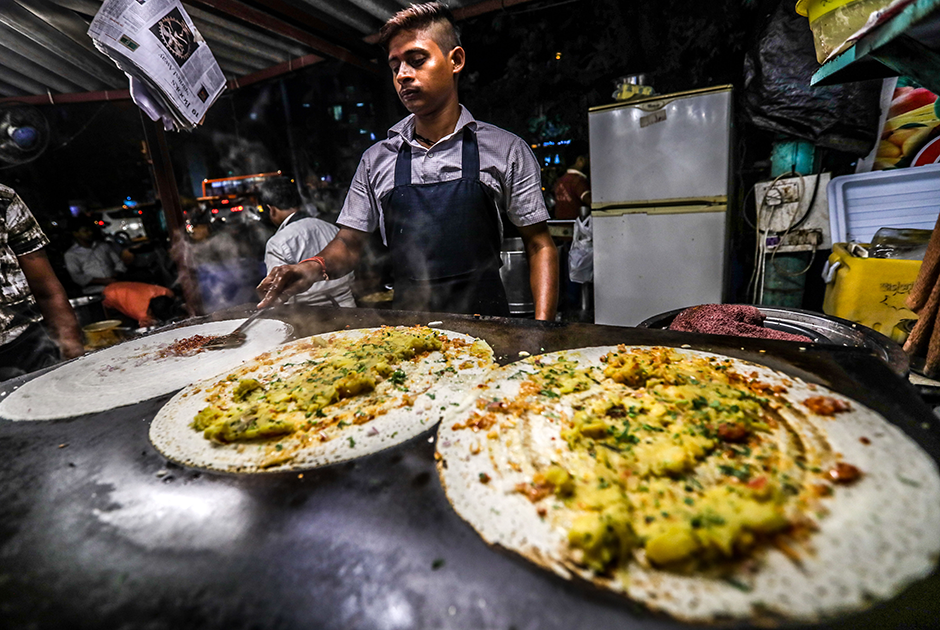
[394,138,413,186]
[461,127,479,180]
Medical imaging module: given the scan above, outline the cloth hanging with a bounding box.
[903,214,940,376]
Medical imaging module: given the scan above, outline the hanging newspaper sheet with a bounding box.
[88,0,226,131]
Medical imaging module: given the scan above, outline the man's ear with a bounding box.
[450,46,465,75]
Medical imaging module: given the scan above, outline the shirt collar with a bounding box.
[388,105,478,145]
[566,169,587,178]
[276,210,301,233]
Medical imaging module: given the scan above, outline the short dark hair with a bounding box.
[188,207,212,226]
[378,2,460,52]
[260,177,302,210]
[68,214,96,233]
[148,295,176,322]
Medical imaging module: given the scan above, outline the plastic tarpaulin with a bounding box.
[743,1,883,156]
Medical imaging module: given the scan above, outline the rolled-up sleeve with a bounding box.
[503,138,550,227]
[337,157,380,235]
[6,192,49,256]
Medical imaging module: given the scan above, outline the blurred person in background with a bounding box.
[552,154,591,316]
[552,155,590,220]
[102,281,177,328]
[177,208,263,313]
[122,239,177,289]
[64,215,126,294]
[0,185,83,380]
[261,177,355,307]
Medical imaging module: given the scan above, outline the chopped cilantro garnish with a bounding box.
[718,464,751,481]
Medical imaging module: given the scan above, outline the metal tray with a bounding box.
[0,306,937,630]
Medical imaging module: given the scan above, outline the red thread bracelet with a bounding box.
[299,256,329,280]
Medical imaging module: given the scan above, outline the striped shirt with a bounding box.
[0,185,50,345]
[337,106,550,244]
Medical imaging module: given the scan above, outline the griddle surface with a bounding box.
[1,306,937,629]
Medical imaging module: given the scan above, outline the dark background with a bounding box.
[0,0,776,213]
[0,0,880,305]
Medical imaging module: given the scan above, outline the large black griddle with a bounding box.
[1,306,937,630]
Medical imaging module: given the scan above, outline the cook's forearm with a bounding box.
[530,245,559,321]
[19,251,84,359]
[41,296,84,357]
[318,229,365,278]
[518,223,558,321]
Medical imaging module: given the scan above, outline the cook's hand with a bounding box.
[58,336,85,360]
[256,262,320,308]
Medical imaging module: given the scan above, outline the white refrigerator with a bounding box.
[589,85,732,326]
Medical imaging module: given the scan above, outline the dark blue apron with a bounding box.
[381,127,509,316]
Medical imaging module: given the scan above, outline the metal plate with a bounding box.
[0,306,937,630]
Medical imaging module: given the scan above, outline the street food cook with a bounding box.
[150,326,494,473]
[257,3,559,319]
[436,345,940,621]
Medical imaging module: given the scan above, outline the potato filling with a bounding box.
[489,347,841,573]
[192,328,442,443]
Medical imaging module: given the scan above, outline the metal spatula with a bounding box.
[202,308,268,350]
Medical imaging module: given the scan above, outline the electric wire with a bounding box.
[748,170,825,303]
[746,172,791,303]
[769,171,819,279]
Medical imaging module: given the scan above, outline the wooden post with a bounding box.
[141,119,205,315]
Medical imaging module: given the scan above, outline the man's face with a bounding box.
[387,28,463,117]
[74,226,94,243]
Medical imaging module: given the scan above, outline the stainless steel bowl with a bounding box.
[638,305,910,377]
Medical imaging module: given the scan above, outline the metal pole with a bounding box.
[140,116,205,315]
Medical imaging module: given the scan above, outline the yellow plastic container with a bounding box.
[823,243,921,335]
[796,0,894,63]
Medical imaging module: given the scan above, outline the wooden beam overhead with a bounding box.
[226,53,325,90]
[189,0,380,75]
[0,51,329,105]
[0,88,130,105]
